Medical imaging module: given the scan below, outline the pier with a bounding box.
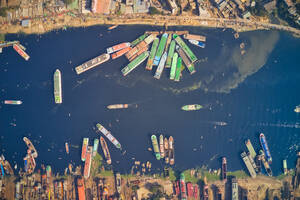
[145,30,188,35]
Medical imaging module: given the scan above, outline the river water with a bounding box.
[0,25,299,176]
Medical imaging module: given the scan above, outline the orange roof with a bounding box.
[92,0,111,14]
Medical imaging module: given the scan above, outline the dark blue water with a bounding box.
[0,25,299,176]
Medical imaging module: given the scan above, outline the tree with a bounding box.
[149,7,161,15]
[0,8,7,17]
[64,0,75,5]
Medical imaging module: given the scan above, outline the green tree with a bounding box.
[0,8,7,17]
[64,0,75,5]
[149,7,161,15]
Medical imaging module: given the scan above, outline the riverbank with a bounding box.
[1,14,300,36]
[1,167,297,200]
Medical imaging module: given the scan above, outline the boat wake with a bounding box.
[201,121,228,126]
[254,122,300,129]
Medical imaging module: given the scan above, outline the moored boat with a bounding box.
[283,159,288,175]
[111,47,131,59]
[181,104,203,111]
[259,133,272,164]
[93,139,99,157]
[96,123,122,149]
[180,173,187,200]
[294,105,300,113]
[83,146,92,179]
[100,137,112,165]
[188,39,205,48]
[169,136,174,165]
[151,135,160,160]
[153,33,168,66]
[4,100,22,105]
[107,42,131,54]
[187,182,193,198]
[81,138,89,162]
[107,104,128,109]
[146,38,159,70]
[13,44,30,60]
[121,51,149,76]
[259,150,272,176]
[222,157,227,181]
[164,137,169,164]
[159,135,165,158]
[245,139,257,159]
[154,51,167,79]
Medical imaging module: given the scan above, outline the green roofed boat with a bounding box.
[151,135,161,160]
[181,104,203,111]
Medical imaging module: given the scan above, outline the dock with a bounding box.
[0,41,20,48]
[145,31,188,35]
[241,152,256,178]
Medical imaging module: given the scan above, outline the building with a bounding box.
[134,0,149,13]
[263,0,276,12]
[232,177,239,200]
[91,0,112,14]
[167,0,178,14]
[242,11,251,19]
[21,19,31,27]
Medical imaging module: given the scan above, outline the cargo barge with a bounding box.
[96,123,122,149]
[259,150,272,176]
[100,137,112,164]
[125,41,147,60]
[13,44,30,61]
[173,34,198,63]
[81,138,89,162]
[154,52,167,79]
[107,104,128,109]
[131,34,148,47]
[144,34,157,45]
[245,139,257,159]
[129,46,148,61]
[159,135,165,158]
[176,45,195,74]
[174,57,182,82]
[153,33,168,66]
[75,53,110,74]
[83,146,92,179]
[93,139,99,157]
[283,159,288,175]
[181,104,202,111]
[121,51,149,76]
[222,157,227,181]
[169,136,174,165]
[0,41,19,48]
[187,182,193,198]
[111,47,131,59]
[165,40,176,68]
[4,100,22,105]
[170,52,178,80]
[146,38,159,70]
[151,135,160,160]
[54,69,62,104]
[180,173,187,200]
[164,138,169,164]
[241,151,256,178]
[184,33,206,42]
[107,42,130,54]
[259,133,272,164]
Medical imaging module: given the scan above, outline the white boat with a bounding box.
[154,52,167,79]
[188,39,205,48]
